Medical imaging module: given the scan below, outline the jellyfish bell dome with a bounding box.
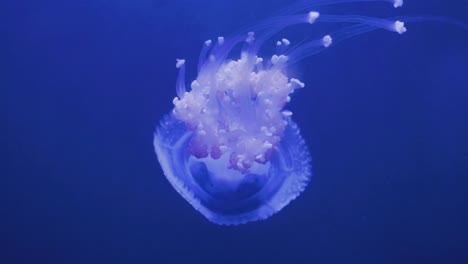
[154,115,311,225]
[155,39,312,225]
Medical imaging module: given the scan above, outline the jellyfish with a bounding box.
[153,0,466,225]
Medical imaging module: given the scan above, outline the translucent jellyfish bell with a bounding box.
[155,53,312,225]
[154,0,467,225]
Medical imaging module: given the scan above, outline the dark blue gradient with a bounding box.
[4,0,468,263]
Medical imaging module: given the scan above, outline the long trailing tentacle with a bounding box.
[195,0,467,75]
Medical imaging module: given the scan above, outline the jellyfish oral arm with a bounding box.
[173,53,302,172]
[175,59,186,98]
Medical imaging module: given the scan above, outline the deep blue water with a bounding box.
[4,0,468,263]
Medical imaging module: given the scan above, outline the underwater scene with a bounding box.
[5,0,468,263]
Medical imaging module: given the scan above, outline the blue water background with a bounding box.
[5,0,468,263]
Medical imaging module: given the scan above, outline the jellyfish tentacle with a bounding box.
[318,15,407,33]
[175,59,186,98]
[203,0,405,62]
[198,39,212,73]
[286,24,378,64]
[231,11,405,58]
[399,15,468,31]
[281,0,402,15]
[286,15,468,64]
[282,13,415,64]
[276,38,292,55]
[202,12,317,65]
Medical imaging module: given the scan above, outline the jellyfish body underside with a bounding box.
[154,115,311,225]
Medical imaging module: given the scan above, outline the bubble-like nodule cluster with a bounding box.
[173,53,304,172]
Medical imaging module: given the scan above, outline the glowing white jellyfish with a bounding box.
[153,0,465,225]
